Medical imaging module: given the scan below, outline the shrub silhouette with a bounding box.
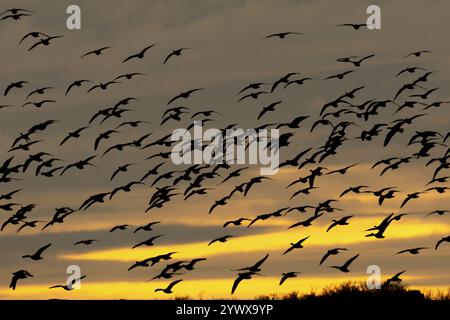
[255,281,450,301]
[170,281,450,301]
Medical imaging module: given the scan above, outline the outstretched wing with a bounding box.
[167,279,183,291]
[252,253,269,269]
[35,243,52,256]
[231,276,244,294]
[319,252,330,265]
[343,254,359,269]
[164,52,175,64]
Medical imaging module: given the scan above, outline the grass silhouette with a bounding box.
[255,281,450,301]
[168,282,450,301]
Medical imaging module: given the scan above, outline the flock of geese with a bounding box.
[1,7,449,296]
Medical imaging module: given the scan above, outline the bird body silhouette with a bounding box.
[283,236,309,255]
[155,279,183,294]
[10,270,33,290]
[280,272,301,285]
[22,243,51,260]
[329,254,359,273]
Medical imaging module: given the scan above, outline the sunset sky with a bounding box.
[0,0,449,299]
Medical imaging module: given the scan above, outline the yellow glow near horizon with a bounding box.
[1,275,443,300]
[59,218,450,262]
